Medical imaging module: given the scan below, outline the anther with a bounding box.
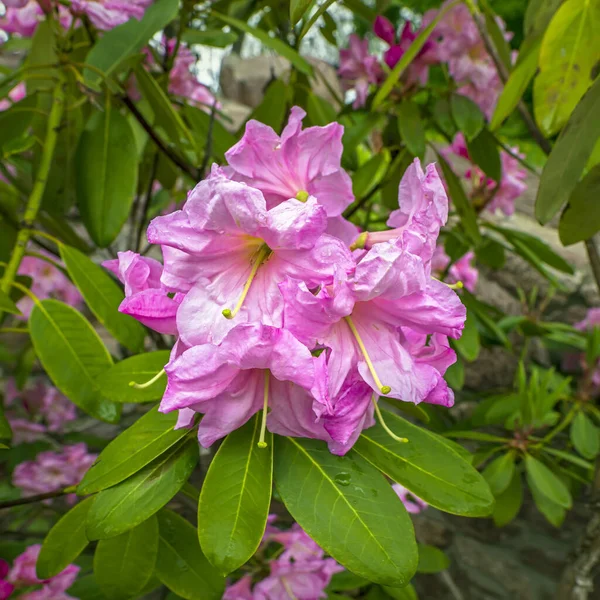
[295,190,309,202]
[350,232,368,251]
[257,371,270,449]
[372,394,408,444]
[130,369,166,389]
[433,277,464,291]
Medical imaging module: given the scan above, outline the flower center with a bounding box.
[295,190,309,202]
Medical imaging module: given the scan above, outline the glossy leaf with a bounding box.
[29,300,119,423]
[100,352,170,404]
[60,245,145,352]
[525,455,572,509]
[86,440,197,540]
[156,510,224,600]
[492,470,523,527]
[37,496,94,579]
[198,416,272,575]
[482,452,515,496]
[571,411,600,459]
[354,411,494,517]
[397,101,425,158]
[533,0,600,136]
[0,288,20,315]
[94,516,158,600]
[466,128,501,182]
[450,94,484,141]
[417,544,450,574]
[274,436,418,586]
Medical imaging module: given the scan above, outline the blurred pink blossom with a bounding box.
[69,0,152,31]
[431,245,478,292]
[393,483,428,514]
[0,82,26,111]
[0,1,71,37]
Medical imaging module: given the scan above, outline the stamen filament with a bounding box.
[129,369,166,389]
[344,316,391,395]
[372,394,408,444]
[433,277,463,290]
[257,370,270,449]
[223,245,271,320]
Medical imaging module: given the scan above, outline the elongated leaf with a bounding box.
[451,94,484,141]
[417,544,450,574]
[84,0,179,86]
[94,516,158,600]
[212,12,312,76]
[182,29,238,48]
[453,309,480,362]
[183,105,236,163]
[291,0,315,26]
[0,288,20,315]
[481,0,512,71]
[37,497,94,579]
[60,245,145,352]
[352,151,391,200]
[0,402,11,441]
[66,575,105,600]
[529,473,566,527]
[86,440,197,540]
[525,455,572,509]
[384,584,418,600]
[542,446,594,470]
[397,101,425,158]
[482,452,515,496]
[78,406,189,495]
[76,108,138,247]
[534,0,600,136]
[354,412,494,517]
[30,300,119,423]
[466,128,501,182]
[100,352,169,404]
[156,510,224,600]
[274,436,418,586]
[244,79,288,134]
[571,411,600,459]
[199,416,272,575]
[492,469,523,527]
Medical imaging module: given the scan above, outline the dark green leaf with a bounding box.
[475,237,505,269]
[383,583,418,600]
[0,95,37,150]
[352,151,390,200]
[29,300,119,423]
[529,473,566,527]
[571,411,600,459]
[417,544,450,574]
[0,402,11,441]
[244,79,288,134]
[76,107,138,247]
[450,94,484,141]
[432,97,457,138]
[397,101,425,158]
[481,1,512,72]
[198,416,272,575]
[444,357,464,390]
[482,452,515,496]
[306,91,337,126]
[183,105,236,163]
[37,497,94,579]
[466,128,501,182]
[86,440,197,540]
[525,455,572,509]
[60,245,145,352]
[291,0,315,26]
[453,309,480,362]
[94,516,158,600]
[274,436,418,586]
[328,571,370,591]
[182,29,238,48]
[542,446,594,470]
[156,509,224,600]
[0,288,21,315]
[67,575,105,600]
[492,469,523,527]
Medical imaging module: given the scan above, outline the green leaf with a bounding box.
[525,455,572,509]
[417,544,450,574]
[78,407,189,495]
[491,39,541,131]
[100,352,169,403]
[450,94,484,141]
[291,0,315,26]
[352,151,391,200]
[76,107,138,247]
[492,469,523,527]
[533,0,600,136]
[211,12,313,76]
[542,446,594,470]
[94,516,158,600]
[274,436,418,586]
[0,95,37,151]
[29,300,119,423]
[559,164,600,245]
[198,416,272,575]
[67,575,105,600]
[481,0,512,72]
[383,584,418,600]
[0,288,20,315]
[433,97,457,138]
[244,79,288,134]
[397,101,425,158]
[482,452,515,496]
[182,29,238,48]
[183,105,236,163]
[327,571,370,591]
[475,237,505,269]
[354,411,494,517]
[444,358,464,390]
[36,496,94,579]
[86,439,197,540]
[156,509,224,600]
[0,402,11,441]
[453,309,480,362]
[60,245,145,352]
[466,127,501,182]
[529,473,566,527]
[306,91,337,126]
[524,0,564,39]
[571,411,600,459]
[436,152,481,244]
[84,0,179,86]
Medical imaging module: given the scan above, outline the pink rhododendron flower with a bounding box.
[1,1,71,37]
[338,34,383,108]
[69,0,152,31]
[431,245,478,292]
[12,443,96,502]
[226,106,354,219]
[0,560,14,600]
[224,575,254,600]
[571,309,600,393]
[0,82,26,111]
[392,483,428,514]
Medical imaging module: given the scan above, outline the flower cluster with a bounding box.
[442,133,527,216]
[12,443,96,501]
[16,253,82,319]
[3,378,77,444]
[0,545,79,600]
[108,108,465,455]
[224,517,343,600]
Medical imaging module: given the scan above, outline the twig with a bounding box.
[136,152,160,251]
[0,487,74,510]
[199,102,217,179]
[585,236,600,296]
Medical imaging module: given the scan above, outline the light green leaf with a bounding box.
[29,300,119,423]
[482,452,515,496]
[86,440,197,540]
[492,470,523,527]
[0,402,11,441]
[306,91,337,126]
[84,0,180,86]
[433,97,457,138]
[37,497,94,579]
[327,571,370,591]
[156,510,224,600]
[354,411,494,517]
[66,575,105,600]
[453,309,480,362]
[60,245,145,352]
[0,288,20,315]
[211,12,313,76]
[291,0,315,26]
[94,516,158,600]
[100,352,170,404]
[417,544,450,574]
[78,406,189,495]
[466,127,501,182]
[525,455,572,509]
[533,0,600,136]
[481,0,512,72]
[451,94,484,141]
[529,472,566,527]
[182,29,238,48]
[352,151,391,200]
[244,79,288,134]
[397,101,425,158]
[571,411,600,459]
[198,416,272,575]
[274,436,418,586]
[383,583,418,600]
[542,446,594,470]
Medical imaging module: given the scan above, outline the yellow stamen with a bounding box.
[433,277,463,290]
[295,190,309,202]
[372,394,408,443]
[129,369,166,389]
[344,315,391,395]
[282,578,298,600]
[222,245,271,320]
[350,232,368,251]
[257,371,269,449]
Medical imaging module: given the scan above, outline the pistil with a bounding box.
[130,369,166,389]
[257,370,270,449]
[371,394,408,444]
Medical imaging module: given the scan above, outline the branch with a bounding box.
[136,152,160,251]
[585,236,600,296]
[0,487,74,510]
